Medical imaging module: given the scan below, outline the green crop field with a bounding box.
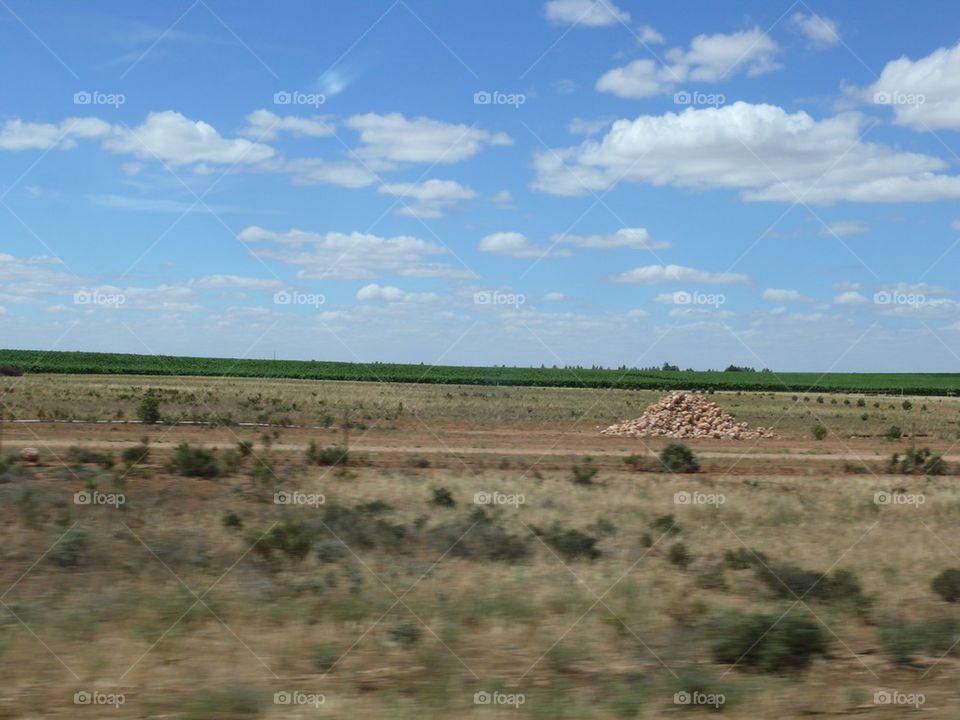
[1,349,957,396]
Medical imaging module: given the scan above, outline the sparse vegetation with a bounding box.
[659,443,700,473]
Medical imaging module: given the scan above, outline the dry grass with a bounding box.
[0,376,959,717]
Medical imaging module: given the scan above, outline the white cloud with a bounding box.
[833,281,863,291]
[478,232,570,259]
[834,291,869,305]
[188,274,286,290]
[638,25,664,44]
[543,292,566,301]
[555,227,670,250]
[669,307,734,319]
[239,225,460,281]
[356,283,438,303]
[820,220,868,237]
[762,288,807,302]
[952,219,960,231]
[533,102,960,203]
[567,117,611,136]
[790,12,840,47]
[345,112,511,167]
[543,0,629,27]
[240,109,335,140]
[104,111,274,166]
[493,189,514,208]
[280,158,377,188]
[379,179,476,218]
[626,308,650,318]
[597,28,779,99]
[611,264,749,284]
[864,42,960,130]
[0,117,112,151]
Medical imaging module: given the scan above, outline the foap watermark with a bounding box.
[474,290,525,308]
[274,290,325,309]
[273,90,326,107]
[473,90,526,108]
[674,691,725,709]
[874,491,924,507]
[873,91,925,107]
[874,689,925,708]
[274,691,325,708]
[74,690,125,708]
[474,691,525,708]
[873,290,926,308]
[75,490,125,507]
[474,491,525,508]
[74,290,126,308]
[274,490,325,507]
[674,490,725,507]
[673,290,725,308]
[673,90,725,108]
[74,90,125,108]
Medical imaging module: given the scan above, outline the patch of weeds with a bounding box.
[49,528,92,568]
[431,487,456,507]
[533,523,601,561]
[571,457,599,485]
[222,511,242,530]
[891,448,947,475]
[170,442,220,478]
[668,541,691,568]
[390,621,423,647]
[724,547,767,570]
[66,446,115,469]
[659,443,700,473]
[709,609,827,673]
[429,508,530,562]
[932,568,960,602]
[650,514,681,536]
[307,442,349,466]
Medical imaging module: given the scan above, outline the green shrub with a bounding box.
[932,568,960,602]
[534,523,601,561]
[892,447,947,475]
[754,563,866,605]
[431,487,455,507]
[66,446,115,469]
[810,423,828,440]
[307,442,349,466]
[879,615,960,665]
[668,541,691,568]
[137,394,161,425]
[902,400,913,411]
[571,457,599,485]
[49,528,92,567]
[650,514,681,535]
[659,443,700,473]
[709,609,827,673]
[623,453,650,471]
[430,508,530,562]
[885,425,902,440]
[222,511,242,530]
[724,547,767,570]
[121,443,150,467]
[390,621,422,647]
[254,520,316,562]
[236,440,253,456]
[170,442,220,478]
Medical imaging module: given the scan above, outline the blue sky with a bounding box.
[1,0,959,371]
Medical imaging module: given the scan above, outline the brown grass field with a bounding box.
[1,373,960,718]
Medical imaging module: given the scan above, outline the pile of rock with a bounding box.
[601,392,775,440]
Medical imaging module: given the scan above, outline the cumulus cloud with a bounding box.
[567,117,611,136]
[104,111,274,166]
[834,290,869,305]
[0,117,112,151]
[863,42,960,130]
[379,179,476,218]
[820,220,868,237]
[492,190,514,208]
[554,227,670,250]
[239,109,335,140]
[239,225,461,281]
[610,264,749,284]
[345,112,511,167]
[356,283,438,303]
[533,101,960,203]
[790,12,840,47]
[478,232,571,259]
[543,0,629,27]
[597,28,779,99]
[543,292,567,301]
[279,158,377,188]
[762,288,808,302]
[187,274,286,290]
